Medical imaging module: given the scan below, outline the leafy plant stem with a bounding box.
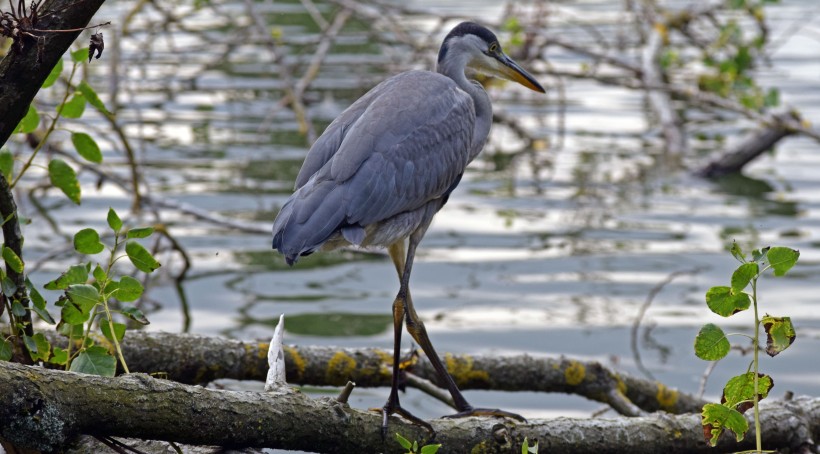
[103,233,129,373]
[752,277,762,453]
[10,62,79,189]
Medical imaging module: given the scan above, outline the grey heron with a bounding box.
[272,21,545,434]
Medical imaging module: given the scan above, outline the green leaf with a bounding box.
[705,286,751,317]
[701,403,748,446]
[0,338,12,361]
[722,372,773,412]
[23,333,50,362]
[78,80,111,116]
[100,319,126,343]
[2,246,23,273]
[71,132,102,163]
[70,346,116,377]
[117,276,144,302]
[764,88,780,107]
[93,264,108,283]
[48,158,81,205]
[58,93,86,119]
[730,263,758,292]
[125,241,161,273]
[42,58,64,89]
[1,275,17,297]
[0,149,14,181]
[45,263,90,290]
[421,444,441,454]
[729,241,745,262]
[29,286,56,323]
[766,247,799,276]
[107,208,123,233]
[126,227,154,239]
[71,48,90,63]
[11,301,25,317]
[57,321,84,338]
[50,346,68,365]
[762,316,796,356]
[15,105,39,134]
[73,228,106,254]
[395,433,412,450]
[121,305,150,325]
[67,284,100,315]
[751,247,768,262]
[694,323,731,361]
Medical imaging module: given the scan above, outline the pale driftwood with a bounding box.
[1,361,818,453]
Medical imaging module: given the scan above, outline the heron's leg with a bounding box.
[400,225,527,422]
[380,242,433,438]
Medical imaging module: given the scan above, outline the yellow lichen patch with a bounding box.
[444,353,490,387]
[284,346,305,381]
[614,374,627,395]
[564,361,585,386]
[325,351,356,385]
[256,342,269,360]
[656,382,679,410]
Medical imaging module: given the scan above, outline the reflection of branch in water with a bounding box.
[631,267,706,381]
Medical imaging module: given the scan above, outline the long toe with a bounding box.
[443,407,527,423]
[380,402,436,440]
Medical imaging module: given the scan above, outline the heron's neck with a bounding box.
[437,58,492,160]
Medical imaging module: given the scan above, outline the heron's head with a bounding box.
[437,22,545,93]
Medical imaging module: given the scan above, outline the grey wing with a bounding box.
[273,71,474,261]
[331,72,474,225]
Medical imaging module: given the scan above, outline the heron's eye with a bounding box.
[488,42,498,53]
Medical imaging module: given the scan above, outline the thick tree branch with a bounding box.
[102,330,706,415]
[0,0,107,146]
[1,361,818,453]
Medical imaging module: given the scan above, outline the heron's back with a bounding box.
[272,70,477,264]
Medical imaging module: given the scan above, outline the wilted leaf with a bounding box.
[125,241,161,273]
[705,286,751,317]
[71,132,102,163]
[701,403,748,446]
[762,316,796,356]
[70,346,116,377]
[694,323,731,361]
[766,247,799,276]
[722,372,773,412]
[48,159,81,205]
[74,228,105,254]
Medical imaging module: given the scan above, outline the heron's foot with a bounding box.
[443,407,527,423]
[379,398,435,440]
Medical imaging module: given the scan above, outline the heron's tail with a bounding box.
[271,179,346,265]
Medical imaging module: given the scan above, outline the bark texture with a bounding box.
[0,361,818,453]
